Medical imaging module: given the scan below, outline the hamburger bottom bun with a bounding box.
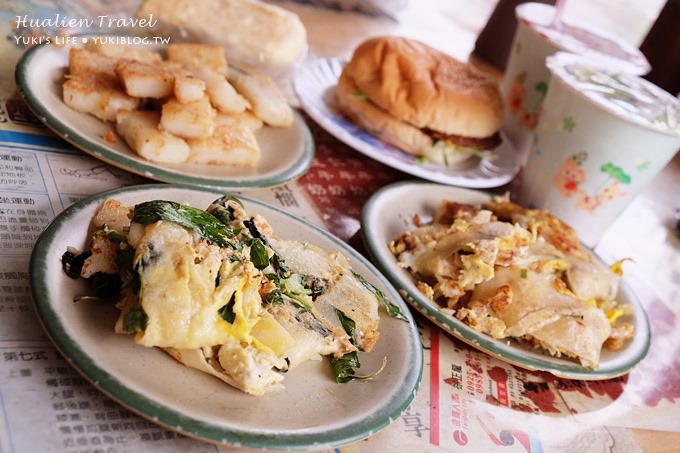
[335,70,474,166]
[343,37,503,138]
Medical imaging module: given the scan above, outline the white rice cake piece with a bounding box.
[216,110,263,131]
[227,71,293,127]
[191,67,250,114]
[85,41,162,64]
[174,71,206,104]
[116,110,189,163]
[186,122,260,166]
[166,43,228,75]
[80,233,119,278]
[91,199,132,233]
[116,60,175,99]
[63,73,139,122]
[160,95,215,139]
[68,48,118,77]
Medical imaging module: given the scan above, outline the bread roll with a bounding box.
[343,36,503,138]
[336,70,432,157]
[137,0,307,70]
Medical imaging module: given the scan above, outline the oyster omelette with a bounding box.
[390,196,634,368]
[62,195,406,395]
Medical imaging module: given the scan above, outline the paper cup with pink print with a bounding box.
[500,3,649,161]
[518,52,679,247]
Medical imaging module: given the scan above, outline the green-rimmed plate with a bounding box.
[15,38,314,190]
[361,181,650,380]
[29,184,422,450]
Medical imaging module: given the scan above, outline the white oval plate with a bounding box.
[30,184,422,450]
[293,58,520,189]
[361,181,650,380]
[16,38,314,190]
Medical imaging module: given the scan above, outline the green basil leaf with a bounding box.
[270,253,290,278]
[132,200,236,248]
[330,352,361,383]
[352,271,408,321]
[336,309,358,346]
[249,238,269,270]
[123,306,148,333]
[329,352,387,384]
[116,249,141,294]
[102,224,127,243]
[89,272,122,299]
[243,218,265,241]
[218,293,237,323]
[61,250,91,279]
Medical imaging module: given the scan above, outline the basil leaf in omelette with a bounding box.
[63,196,407,395]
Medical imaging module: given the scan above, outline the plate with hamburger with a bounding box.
[294,37,520,188]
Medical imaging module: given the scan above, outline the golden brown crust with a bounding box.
[343,36,503,138]
[335,69,433,156]
[336,70,475,165]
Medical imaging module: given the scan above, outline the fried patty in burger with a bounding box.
[336,36,503,166]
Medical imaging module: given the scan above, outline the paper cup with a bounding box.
[518,53,680,247]
[500,3,650,161]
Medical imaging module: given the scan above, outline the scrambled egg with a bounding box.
[391,197,634,369]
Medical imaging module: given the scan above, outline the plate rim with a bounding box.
[360,180,651,380]
[15,38,315,190]
[29,183,423,450]
[292,57,520,189]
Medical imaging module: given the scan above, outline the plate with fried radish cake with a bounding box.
[361,181,650,380]
[293,37,520,189]
[16,37,313,190]
[29,184,422,450]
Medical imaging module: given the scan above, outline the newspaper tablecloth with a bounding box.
[1,1,679,452]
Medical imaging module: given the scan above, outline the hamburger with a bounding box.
[336,36,503,166]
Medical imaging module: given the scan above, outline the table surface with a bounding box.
[0,1,678,452]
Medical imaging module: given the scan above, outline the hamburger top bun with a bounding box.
[343,36,503,138]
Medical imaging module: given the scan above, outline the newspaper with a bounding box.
[1,1,679,452]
